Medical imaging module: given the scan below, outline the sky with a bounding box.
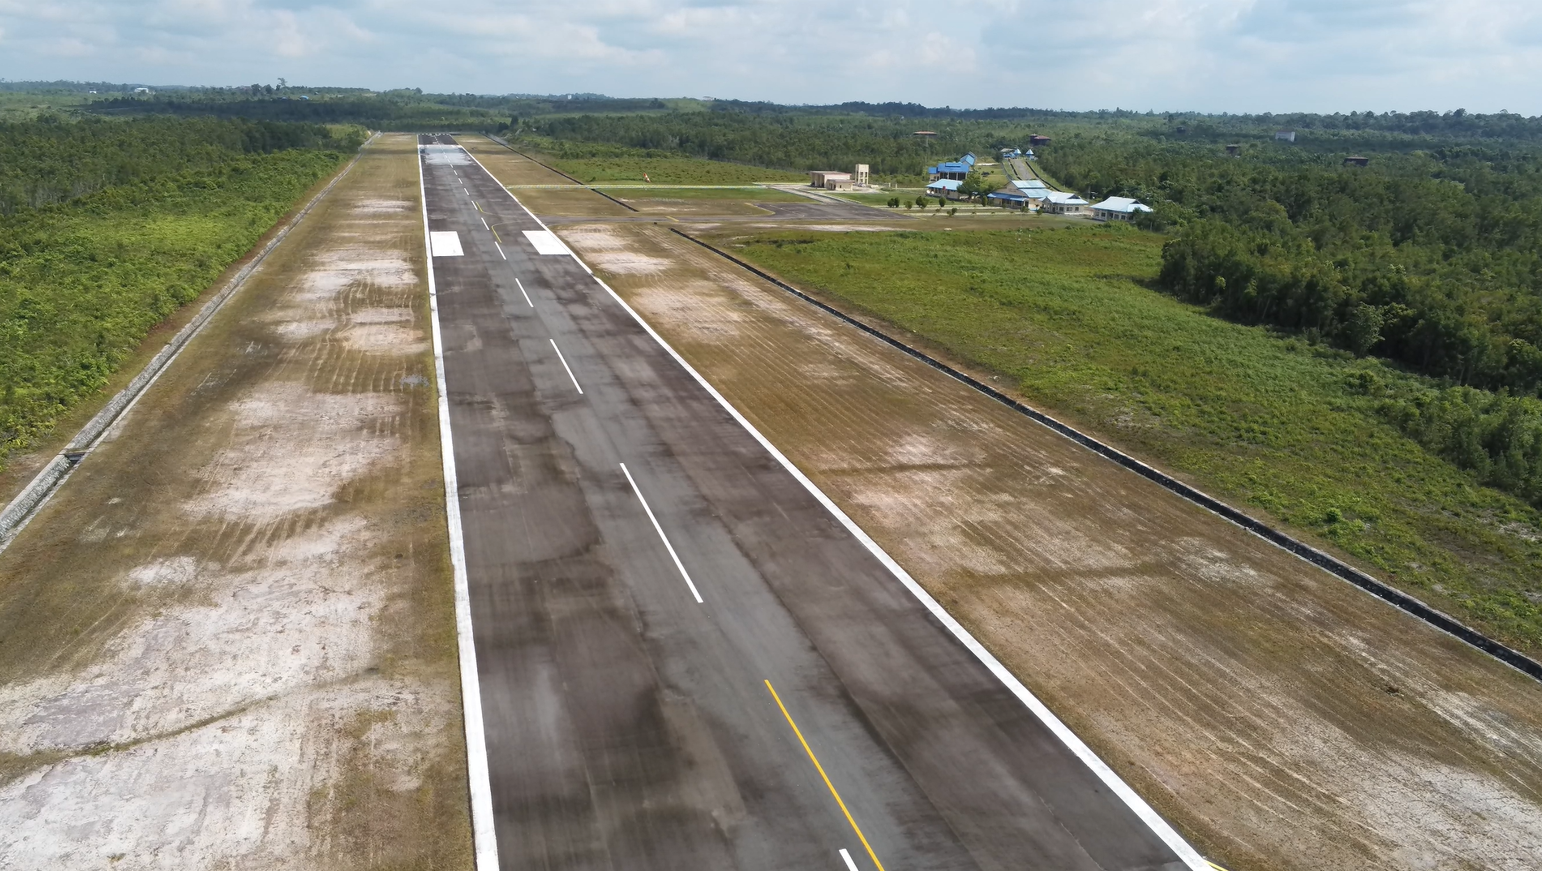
[2,0,1541,114]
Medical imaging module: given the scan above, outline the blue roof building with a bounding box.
[928,153,979,182]
[925,179,963,198]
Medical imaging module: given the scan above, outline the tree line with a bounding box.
[0,116,358,470]
[526,112,982,178]
[1036,136,1542,392]
[1035,132,1542,505]
[0,115,362,215]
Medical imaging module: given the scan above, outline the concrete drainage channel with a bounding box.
[0,136,376,553]
[667,226,1542,685]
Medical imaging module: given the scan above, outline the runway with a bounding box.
[418,133,1198,871]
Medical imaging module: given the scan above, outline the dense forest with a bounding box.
[0,116,361,470]
[85,87,674,130]
[525,112,981,178]
[0,115,357,214]
[1035,139,1542,390]
[1025,134,1542,506]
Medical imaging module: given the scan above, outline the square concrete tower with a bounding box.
[854,164,870,186]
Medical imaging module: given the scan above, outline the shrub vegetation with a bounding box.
[0,116,360,471]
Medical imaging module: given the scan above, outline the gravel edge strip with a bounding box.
[667,226,1542,685]
[0,135,378,551]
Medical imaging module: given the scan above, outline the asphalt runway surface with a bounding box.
[418,134,1194,871]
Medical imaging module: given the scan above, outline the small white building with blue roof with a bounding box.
[1090,197,1154,222]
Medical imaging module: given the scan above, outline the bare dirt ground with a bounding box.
[523,208,1542,869]
[0,134,471,870]
[462,141,634,219]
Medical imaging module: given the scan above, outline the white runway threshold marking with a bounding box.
[429,231,464,257]
[620,462,705,604]
[549,339,584,395]
[522,229,573,256]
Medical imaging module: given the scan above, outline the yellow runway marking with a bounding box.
[765,680,887,871]
[491,227,502,244]
[473,201,481,212]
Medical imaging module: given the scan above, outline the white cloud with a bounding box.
[0,0,1537,112]
[919,32,978,73]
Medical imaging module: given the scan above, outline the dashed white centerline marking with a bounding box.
[840,849,860,871]
[480,216,489,230]
[549,339,583,395]
[495,241,506,260]
[516,278,533,307]
[620,462,704,604]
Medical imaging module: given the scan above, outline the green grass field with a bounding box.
[723,224,1542,653]
[548,156,806,185]
[599,186,806,202]
[830,191,912,205]
[0,91,91,121]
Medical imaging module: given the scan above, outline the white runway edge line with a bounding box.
[456,139,1209,871]
[549,339,584,395]
[619,462,705,604]
[418,148,499,871]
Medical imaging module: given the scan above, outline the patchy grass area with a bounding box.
[831,191,919,206]
[0,92,91,121]
[722,223,1542,653]
[543,154,806,185]
[600,186,806,202]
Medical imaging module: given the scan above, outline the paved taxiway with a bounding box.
[419,133,1197,871]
